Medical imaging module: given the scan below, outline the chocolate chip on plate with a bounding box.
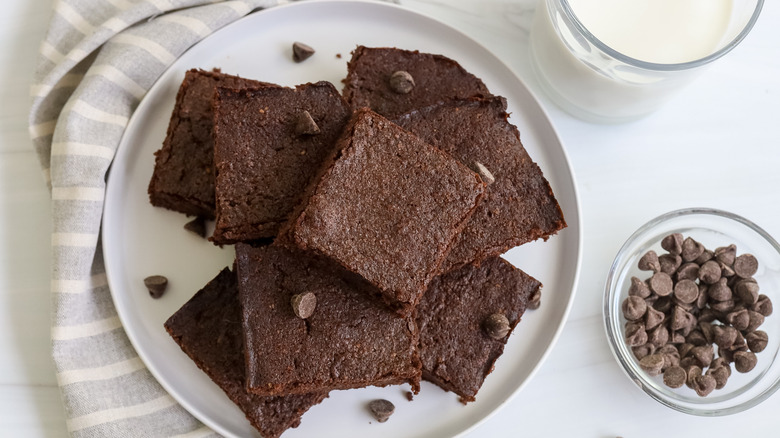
[389,70,415,94]
[144,275,168,298]
[483,313,510,339]
[292,41,315,62]
[663,365,686,388]
[661,233,684,255]
[291,292,317,319]
[183,216,207,238]
[368,399,395,423]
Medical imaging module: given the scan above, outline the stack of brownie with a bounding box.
[151,46,566,437]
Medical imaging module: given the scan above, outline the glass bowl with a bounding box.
[604,208,780,415]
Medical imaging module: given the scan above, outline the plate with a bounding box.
[103,1,582,437]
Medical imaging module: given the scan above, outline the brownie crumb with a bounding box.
[404,391,413,402]
[144,275,168,298]
[292,41,315,63]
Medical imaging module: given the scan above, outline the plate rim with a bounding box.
[102,0,583,436]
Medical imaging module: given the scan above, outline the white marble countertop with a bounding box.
[2,0,779,436]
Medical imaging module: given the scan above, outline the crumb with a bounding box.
[336,53,342,59]
[404,391,413,401]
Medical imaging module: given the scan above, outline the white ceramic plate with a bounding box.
[103,1,582,437]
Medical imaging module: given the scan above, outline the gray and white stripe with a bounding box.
[29,0,277,435]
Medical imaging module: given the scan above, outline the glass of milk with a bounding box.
[529,0,764,123]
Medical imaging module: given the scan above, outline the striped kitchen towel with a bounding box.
[28,1,278,436]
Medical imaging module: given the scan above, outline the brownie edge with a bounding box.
[164,267,327,438]
[416,257,541,403]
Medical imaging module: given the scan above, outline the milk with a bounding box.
[569,0,732,64]
[529,0,738,122]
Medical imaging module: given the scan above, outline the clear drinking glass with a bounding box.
[529,0,764,123]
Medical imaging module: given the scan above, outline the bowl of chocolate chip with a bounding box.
[604,208,780,415]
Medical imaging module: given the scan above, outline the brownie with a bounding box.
[164,267,327,438]
[148,69,274,219]
[279,109,485,314]
[235,243,422,397]
[416,256,541,403]
[395,97,566,271]
[342,46,491,119]
[210,81,351,244]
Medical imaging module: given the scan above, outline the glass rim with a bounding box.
[557,0,765,72]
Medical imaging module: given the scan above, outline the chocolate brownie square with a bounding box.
[164,267,327,438]
[395,97,566,271]
[279,109,485,314]
[210,82,351,244]
[416,256,541,403]
[235,243,421,397]
[342,46,491,119]
[148,69,274,219]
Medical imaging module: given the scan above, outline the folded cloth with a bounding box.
[28,1,278,436]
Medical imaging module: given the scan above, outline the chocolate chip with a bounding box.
[719,262,736,278]
[706,366,730,389]
[658,254,682,275]
[713,325,738,349]
[710,299,735,313]
[670,306,694,331]
[751,294,773,317]
[696,283,709,309]
[676,263,700,281]
[652,296,673,313]
[726,308,750,331]
[692,374,717,397]
[699,322,715,344]
[708,277,732,301]
[746,310,765,332]
[734,278,759,305]
[681,237,705,262]
[638,250,661,272]
[734,351,758,373]
[291,292,317,319]
[626,323,648,347]
[661,233,683,255]
[471,162,495,185]
[694,249,714,265]
[686,330,708,347]
[746,330,768,353]
[644,306,665,330]
[527,288,541,310]
[663,366,686,388]
[483,313,510,339]
[715,244,737,266]
[368,399,395,423]
[670,331,685,344]
[690,345,714,368]
[698,307,718,323]
[649,272,673,296]
[144,275,168,298]
[639,353,665,376]
[632,344,654,360]
[698,260,722,285]
[389,70,415,94]
[183,217,207,238]
[673,279,699,304]
[678,342,694,359]
[628,277,651,298]
[733,254,758,278]
[685,365,702,389]
[711,357,730,372]
[292,41,315,62]
[294,110,320,136]
[648,324,669,349]
[622,296,647,321]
